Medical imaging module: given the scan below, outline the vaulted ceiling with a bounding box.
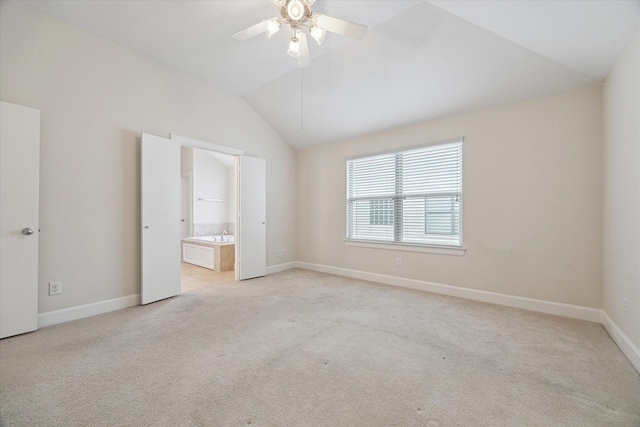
[27,1,640,150]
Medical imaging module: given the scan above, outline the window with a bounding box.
[370,199,393,226]
[346,138,463,248]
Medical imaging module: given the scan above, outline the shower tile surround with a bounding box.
[194,222,234,237]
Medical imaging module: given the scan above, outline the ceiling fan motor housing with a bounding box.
[281,0,313,23]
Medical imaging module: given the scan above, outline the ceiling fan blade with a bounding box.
[297,32,310,68]
[231,21,268,41]
[315,15,367,40]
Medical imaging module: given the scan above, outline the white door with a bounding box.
[0,101,40,338]
[237,155,266,280]
[141,133,181,304]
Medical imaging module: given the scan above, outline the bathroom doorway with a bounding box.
[141,133,265,305]
[180,146,237,292]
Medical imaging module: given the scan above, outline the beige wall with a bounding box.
[0,3,297,313]
[603,27,640,348]
[298,86,603,308]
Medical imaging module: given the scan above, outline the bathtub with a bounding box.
[184,235,234,244]
[181,235,235,271]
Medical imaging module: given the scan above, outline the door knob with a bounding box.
[22,228,34,235]
[144,226,150,229]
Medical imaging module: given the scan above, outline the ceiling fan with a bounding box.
[231,0,368,68]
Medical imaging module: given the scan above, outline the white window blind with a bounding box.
[346,139,463,248]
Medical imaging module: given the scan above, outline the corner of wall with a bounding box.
[601,25,640,372]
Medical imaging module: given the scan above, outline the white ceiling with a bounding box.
[26,0,640,150]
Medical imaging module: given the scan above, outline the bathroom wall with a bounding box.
[180,146,194,238]
[192,149,231,236]
[227,165,237,235]
[181,146,193,175]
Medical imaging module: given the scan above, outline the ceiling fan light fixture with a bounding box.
[301,0,316,6]
[265,18,281,38]
[271,0,286,6]
[287,36,301,57]
[309,25,326,45]
[287,0,305,21]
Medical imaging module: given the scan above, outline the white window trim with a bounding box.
[346,136,464,250]
[345,239,465,256]
[344,137,463,161]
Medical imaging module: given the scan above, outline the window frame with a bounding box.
[345,137,464,255]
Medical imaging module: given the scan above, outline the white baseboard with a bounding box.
[297,262,602,323]
[36,260,298,328]
[38,294,140,328]
[33,263,639,375]
[601,311,640,373]
[266,261,298,275]
[297,262,640,373]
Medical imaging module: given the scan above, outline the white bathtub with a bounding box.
[181,235,235,271]
[185,235,234,244]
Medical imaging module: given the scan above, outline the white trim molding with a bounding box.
[345,240,465,256]
[601,311,640,373]
[297,262,640,373]
[38,294,140,329]
[32,262,639,375]
[170,133,244,156]
[35,260,299,329]
[297,262,602,322]
[266,262,298,275]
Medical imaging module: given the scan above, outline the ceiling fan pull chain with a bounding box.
[300,67,304,135]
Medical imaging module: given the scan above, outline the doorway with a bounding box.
[141,132,266,305]
[180,146,236,292]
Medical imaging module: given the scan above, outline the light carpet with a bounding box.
[1,269,639,426]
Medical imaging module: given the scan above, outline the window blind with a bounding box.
[346,139,463,247]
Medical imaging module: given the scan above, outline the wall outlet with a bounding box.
[275,249,281,257]
[396,257,403,267]
[623,298,628,317]
[49,281,62,295]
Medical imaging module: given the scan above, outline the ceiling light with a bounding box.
[265,18,281,38]
[287,37,301,57]
[231,0,368,67]
[309,25,326,45]
[287,0,305,21]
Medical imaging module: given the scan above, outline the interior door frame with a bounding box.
[170,134,245,281]
[180,172,193,238]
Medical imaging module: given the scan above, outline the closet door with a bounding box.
[141,133,181,304]
[0,101,40,338]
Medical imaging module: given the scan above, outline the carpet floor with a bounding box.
[1,269,638,426]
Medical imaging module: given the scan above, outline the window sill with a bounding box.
[344,239,465,256]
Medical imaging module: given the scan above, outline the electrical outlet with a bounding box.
[49,281,62,295]
[396,257,403,267]
[623,298,628,318]
[276,249,281,257]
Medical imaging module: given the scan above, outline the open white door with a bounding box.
[237,155,266,280]
[0,101,40,338]
[141,133,181,304]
